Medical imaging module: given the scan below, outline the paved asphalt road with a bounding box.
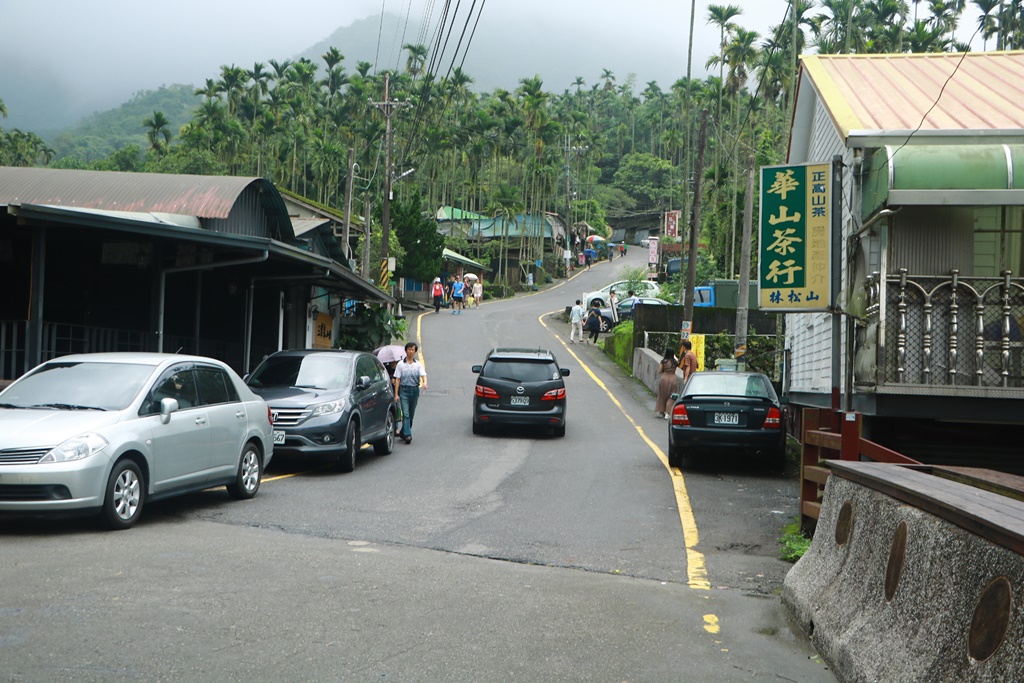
[0,250,836,682]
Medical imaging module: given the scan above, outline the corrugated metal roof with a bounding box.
[798,51,1024,148]
[0,166,271,219]
[291,217,331,236]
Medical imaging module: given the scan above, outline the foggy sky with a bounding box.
[0,0,986,129]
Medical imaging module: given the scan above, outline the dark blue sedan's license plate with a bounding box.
[714,412,739,425]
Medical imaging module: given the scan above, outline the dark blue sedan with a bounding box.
[668,371,787,471]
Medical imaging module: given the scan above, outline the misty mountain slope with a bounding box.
[48,85,199,162]
[294,12,680,94]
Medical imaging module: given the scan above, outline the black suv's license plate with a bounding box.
[510,396,530,406]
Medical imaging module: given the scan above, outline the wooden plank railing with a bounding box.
[800,407,921,534]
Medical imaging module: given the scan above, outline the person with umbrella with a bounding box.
[584,248,596,271]
[393,342,427,445]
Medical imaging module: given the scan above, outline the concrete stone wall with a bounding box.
[783,475,1024,682]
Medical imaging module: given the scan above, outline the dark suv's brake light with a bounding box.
[541,387,566,401]
[475,385,500,399]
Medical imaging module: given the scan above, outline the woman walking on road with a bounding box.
[393,342,427,444]
[585,301,602,344]
[655,348,679,418]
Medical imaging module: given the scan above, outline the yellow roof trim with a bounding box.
[802,55,862,141]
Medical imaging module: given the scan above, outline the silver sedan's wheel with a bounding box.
[101,460,145,530]
[227,442,262,499]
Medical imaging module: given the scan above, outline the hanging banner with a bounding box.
[758,163,831,312]
[664,210,681,238]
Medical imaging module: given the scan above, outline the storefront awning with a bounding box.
[441,247,489,272]
[862,144,1024,213]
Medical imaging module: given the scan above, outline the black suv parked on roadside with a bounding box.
[471,348,569,437]
[246,349,396,472]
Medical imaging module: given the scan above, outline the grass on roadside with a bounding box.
[779,519,812,563]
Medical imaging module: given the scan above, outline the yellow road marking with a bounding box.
[540,310,711,591]
[704,614,721,634]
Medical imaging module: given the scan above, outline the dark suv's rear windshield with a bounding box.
[482,360,560,383]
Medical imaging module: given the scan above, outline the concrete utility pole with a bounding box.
[370,73,411,261]
[562,136,587,247]
[683,109,709,328]
[341,147,355,263]
[735,155,756,362]
[362,192,371,279]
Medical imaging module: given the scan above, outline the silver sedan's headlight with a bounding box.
[311,399,348,417]
[39,433,109,463]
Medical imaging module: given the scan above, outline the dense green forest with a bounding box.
[1,0,1021,283]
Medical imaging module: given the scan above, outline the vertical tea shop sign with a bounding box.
[758,163,831,312]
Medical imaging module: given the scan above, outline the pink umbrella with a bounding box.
[374,345,406,364]
[586,235,606,242]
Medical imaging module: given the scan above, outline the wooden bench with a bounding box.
[829,461,1024,556]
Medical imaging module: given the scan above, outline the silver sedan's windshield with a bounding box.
[0,362,155,411]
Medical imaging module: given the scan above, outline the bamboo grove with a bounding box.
[3,0,1023,284]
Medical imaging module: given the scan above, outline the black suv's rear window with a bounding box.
[482,360,560,382]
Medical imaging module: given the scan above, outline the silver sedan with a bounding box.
[0,353,273,529]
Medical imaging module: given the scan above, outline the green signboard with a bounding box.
[758,163,831,312]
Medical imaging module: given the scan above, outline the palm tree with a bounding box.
[142,110,172,155]
[0,97,7,119]
[973,0,1001,47]
[707,5,742,124]
[486,183,525,284]
[322,47,344,71]
[403,43,429,80]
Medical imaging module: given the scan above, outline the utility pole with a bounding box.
[562,136,587,248]
[361,192,371,279]
[341,147,355,265]
[564,134,572,246]
[735,155,756,363]
[683,109,709,329]
[370,73,411,261]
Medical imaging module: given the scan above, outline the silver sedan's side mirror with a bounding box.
[159,397,179,425]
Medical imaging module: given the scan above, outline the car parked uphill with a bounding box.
[0,353,273,530]
[597,296,671,331]
[246,349,396,472]
[583,280,660,308]
[668,371,787,471]
[472,348,569,437]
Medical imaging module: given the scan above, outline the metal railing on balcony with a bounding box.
[861,269,1024,390]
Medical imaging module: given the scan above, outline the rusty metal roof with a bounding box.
[0,166,273,218]
[793,51,1024,155]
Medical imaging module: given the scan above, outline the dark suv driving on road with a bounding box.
[472,348,569,437]
[246,349,396,472]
